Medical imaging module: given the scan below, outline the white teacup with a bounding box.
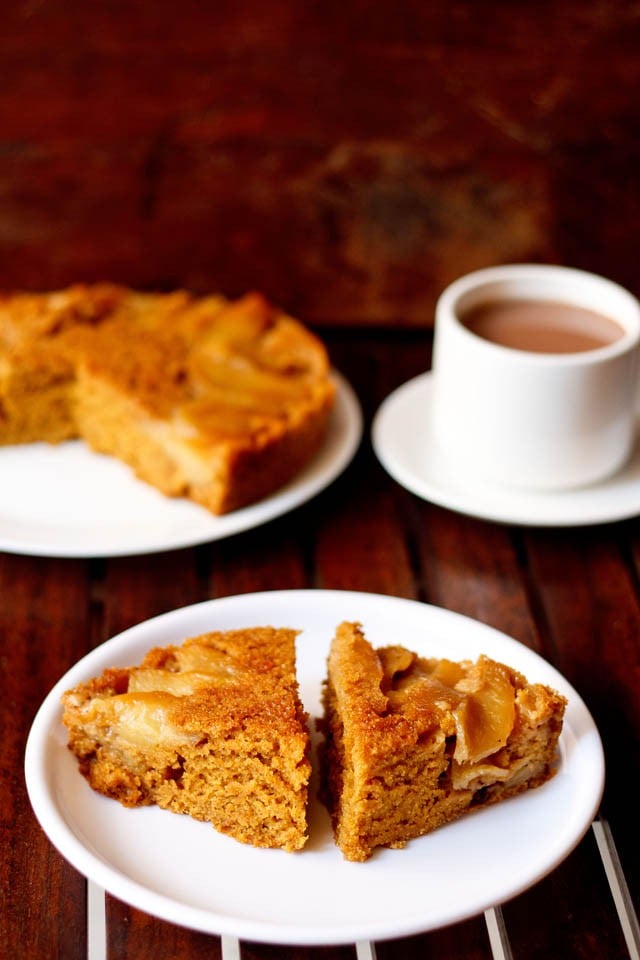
[431,264,640,491]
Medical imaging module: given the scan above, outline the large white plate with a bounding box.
[0,372,361,558]
[372,371,640,527]
[25,589,604,946]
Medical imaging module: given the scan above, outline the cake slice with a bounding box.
[62,627,312,852]
[71,289,336,514]
[319,622,567,862]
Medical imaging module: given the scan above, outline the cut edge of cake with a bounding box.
[61,626,312,853]
[318,621,567,862]
[0,284,336,515]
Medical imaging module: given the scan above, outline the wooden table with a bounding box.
[2,328,639,960]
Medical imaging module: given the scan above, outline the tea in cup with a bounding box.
[430,264,640,491]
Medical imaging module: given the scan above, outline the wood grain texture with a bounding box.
[0,555,90,959]
[3,330,637,958]
[1,1,639,324]
[2,5,640,933]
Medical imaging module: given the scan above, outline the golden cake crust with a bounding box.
[62,627,312,852]
[319,621,567,862]
[0,285,336,513]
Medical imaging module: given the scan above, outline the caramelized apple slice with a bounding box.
[78,692,199,750]
[173,642,240,677]
[452,656,516,763]
[127,669,231,696]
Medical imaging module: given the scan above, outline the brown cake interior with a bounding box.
[0,284,336,514]
[319,621,567,862]
[62,627,312,852]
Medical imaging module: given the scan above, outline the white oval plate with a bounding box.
[25,589,604,946]
[0,372,361,558]
[372,371,640,527]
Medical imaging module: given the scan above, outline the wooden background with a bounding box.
[1,0,639,327]
[2,6,640,957]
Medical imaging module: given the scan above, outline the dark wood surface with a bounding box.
[2,329,639,959]
[1,2,640,955]
[1,1,640,326]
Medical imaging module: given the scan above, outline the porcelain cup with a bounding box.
[430,264,640,491]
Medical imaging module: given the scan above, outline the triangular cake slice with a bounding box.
[62,627,311,852]
[319,622,567,861]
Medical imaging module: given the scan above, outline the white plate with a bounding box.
[0,372,362,558]
[372,371,640,527]
[25,589,604,946]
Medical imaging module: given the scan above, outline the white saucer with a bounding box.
[0,372,362,558]
[372,372,640,527]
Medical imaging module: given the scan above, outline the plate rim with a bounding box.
[0,370,362,559]
[24,589,605,946]
[372,371,640,527]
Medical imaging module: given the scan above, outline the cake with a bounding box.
[0,284,336,514]
[61,627,312,852]
[319,621,567,862]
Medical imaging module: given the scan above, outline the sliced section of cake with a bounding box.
[71,289,336,515]
[319,621,567,862]
[0,284,336,514]
[62,627,312,852]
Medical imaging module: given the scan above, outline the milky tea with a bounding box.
[460,299,625,354]
[431,264,640,490]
